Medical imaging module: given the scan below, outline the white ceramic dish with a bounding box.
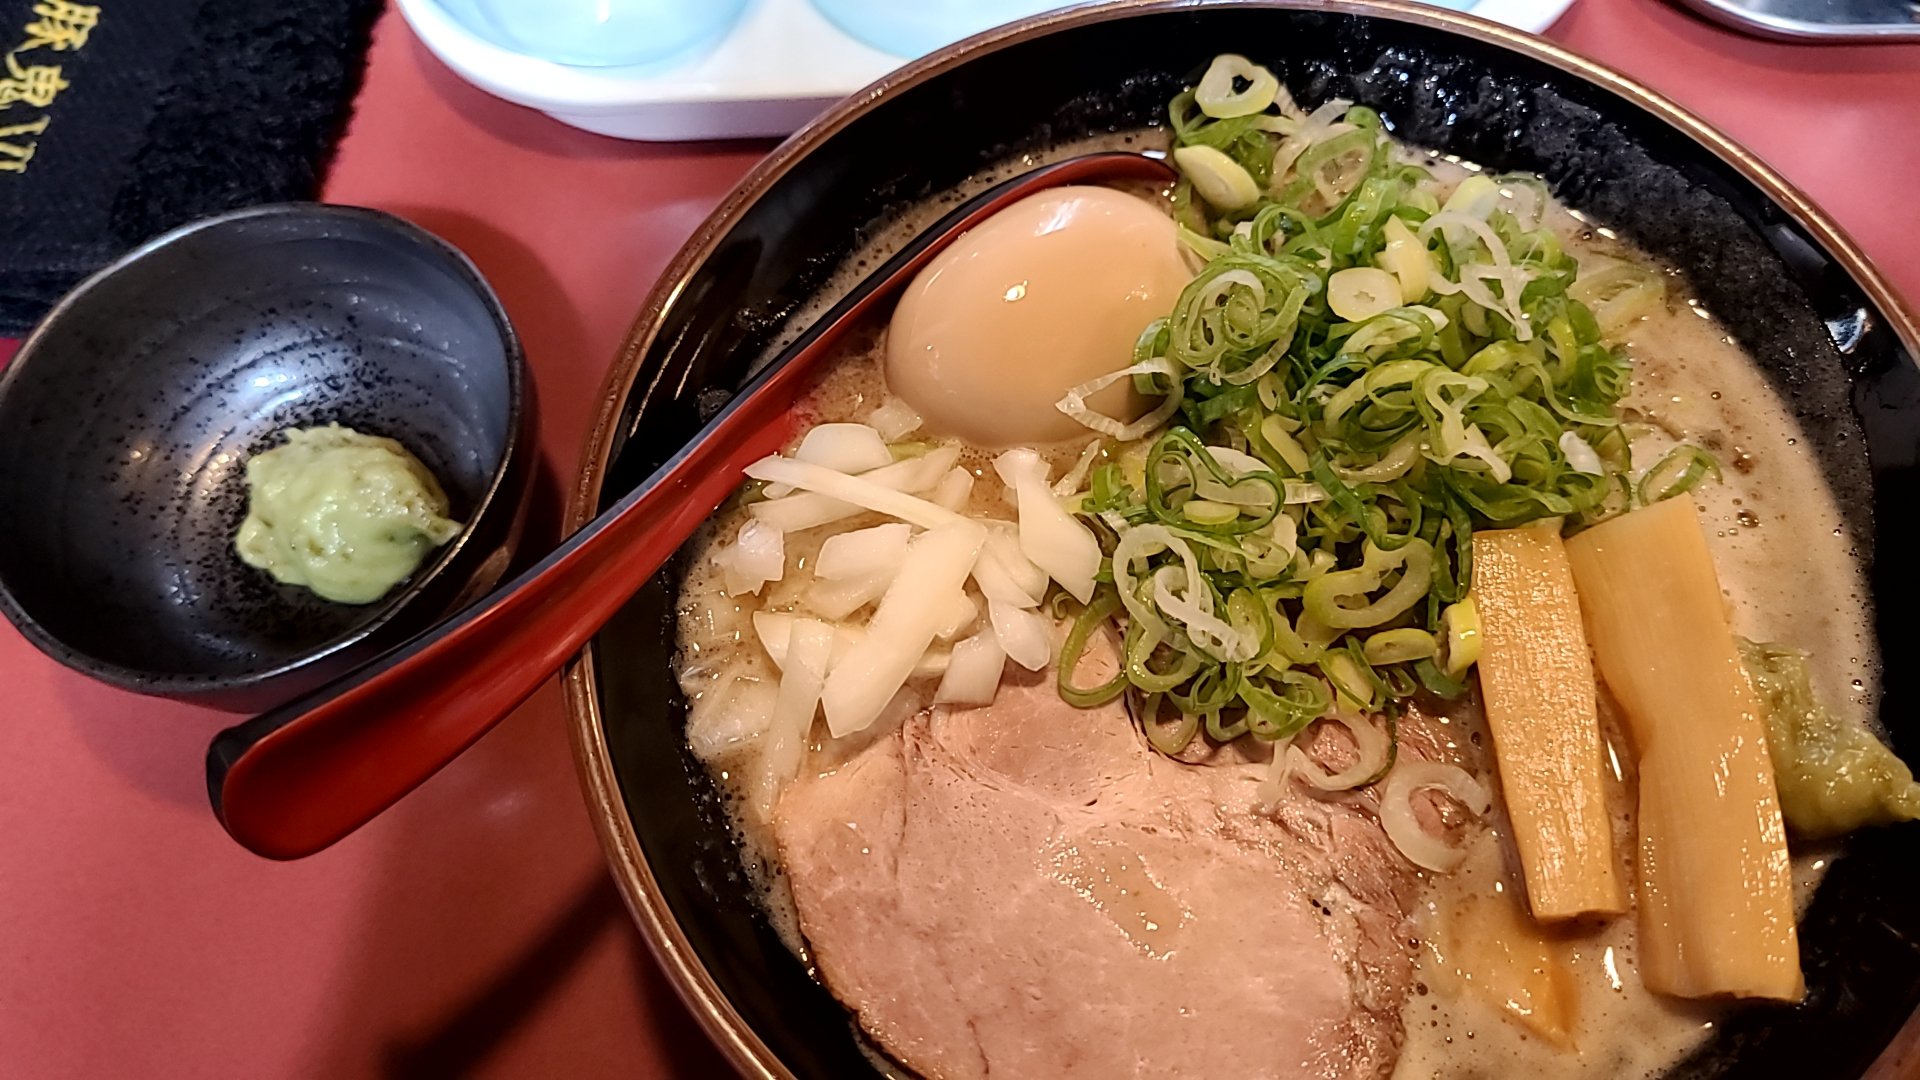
[396,0,1580,141]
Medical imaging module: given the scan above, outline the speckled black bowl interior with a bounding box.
[0,204,526,710]
[578,4,1920,1077]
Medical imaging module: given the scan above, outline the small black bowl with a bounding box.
[0,204,528,711]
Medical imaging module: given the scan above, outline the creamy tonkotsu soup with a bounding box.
[668,55,1905,1080]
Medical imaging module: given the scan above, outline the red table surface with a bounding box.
[4,2,1918,1077]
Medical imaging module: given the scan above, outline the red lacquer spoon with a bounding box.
[207,151,1178,859]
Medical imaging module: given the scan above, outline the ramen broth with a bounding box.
[671,130,1876,1078]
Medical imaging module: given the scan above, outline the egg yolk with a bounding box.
[884,185,1192,447]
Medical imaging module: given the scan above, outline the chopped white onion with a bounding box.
[815,522,912,580]
[753,610,796,666]
[998,475,1020,511]
[936,591,983,634]
[719,567,758,598]
[894,445,966,491]
[933,592,980,641]
[1379,759,1493,873]
[930,466,975,512]
[867,685,929,738]
[745,493,851,534]
[752,611,862,671]
[746,453,967,533]
[1287,710,1393,791]
[996,449,1100,604]
[980,526,1049,606]
[1558,430,1606,476]
[749,445,960,532]
[1053,438,1106,498]
[911,646,951,681]
[864,398,923,442]
[795,422,894,475]
[934,631,1007,706]
[712,518,784,596]
[733,518,785,581]
[989,598,1052,672]
[972,544,1040,607]
[820,522,986,737]
[685,676,777,762]
[764,421,888,497]
[751,617,834,816]
[1056,357,1184,441]
[992,526,1050,599]
[804,572,890,621]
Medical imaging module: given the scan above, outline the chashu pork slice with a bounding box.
[772,671,1421,1080]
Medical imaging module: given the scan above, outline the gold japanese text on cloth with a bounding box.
[1,2,101,173]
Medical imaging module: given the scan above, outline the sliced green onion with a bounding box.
[1194,54,1281,119]
[1637,444,1721,505]
[1059,592,1128,708]
[1302,539,1434,629]
[1063,57,1717,776]
[1569,255,1665,336]
[1363,627,1438,664]
[1135,691,1201,755]
[1174,145,1261,212]
[1439,597,1482,676]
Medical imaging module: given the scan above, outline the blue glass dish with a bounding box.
[809,0,1069,58]
[433,0,748,69]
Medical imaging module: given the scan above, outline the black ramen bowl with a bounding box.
[563,2,1920,1076]
[0,204,529,711]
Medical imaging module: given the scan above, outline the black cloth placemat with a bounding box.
[0,0,384,336]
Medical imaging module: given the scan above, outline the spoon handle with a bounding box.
[206,151,1176,859]
[207,356,806,859]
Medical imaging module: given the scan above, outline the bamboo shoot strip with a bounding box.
[1564,498,1801,1001]
[1471,525,1625,921]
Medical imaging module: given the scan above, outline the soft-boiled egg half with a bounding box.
[885,185,1192,447]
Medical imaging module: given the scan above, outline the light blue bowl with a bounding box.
[432,0,748,69]
[809,0,1069,58]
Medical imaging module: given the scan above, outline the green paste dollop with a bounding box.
[1740,638,1920,840]
[235,424,464,604]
